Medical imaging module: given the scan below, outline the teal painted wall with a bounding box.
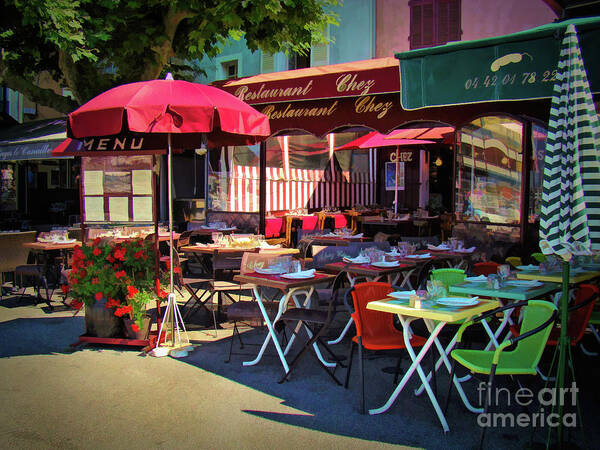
[194,0,375,84]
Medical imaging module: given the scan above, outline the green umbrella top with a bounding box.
[539,24,600,261]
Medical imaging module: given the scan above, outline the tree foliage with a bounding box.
[0,0,339,114]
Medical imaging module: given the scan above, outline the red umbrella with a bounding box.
[67,75,270,350]
[336,131,435,150]
[67,76,270,148]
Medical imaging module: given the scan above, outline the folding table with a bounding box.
[323,261,416,344]
[366,297,500,432]
[449,279,560,350]
[232,271,336,375]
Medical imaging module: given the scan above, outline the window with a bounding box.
[288,51,311,70]
[222,60,238,79]
[409,0,461,50]
[455,116,523,225]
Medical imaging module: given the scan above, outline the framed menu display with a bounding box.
[81,155,155,223]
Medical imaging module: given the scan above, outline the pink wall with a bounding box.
[376,0,557,58]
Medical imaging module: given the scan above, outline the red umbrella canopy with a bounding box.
[336,131,435,150]
[67,78,270,148]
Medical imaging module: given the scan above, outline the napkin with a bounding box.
[428,244,450,251]
[465,275,487,282]
[406,253,431,258]
[388,290,416,299]
[352,233,364,239]
[281,269,316,278]
[343,256,369,264]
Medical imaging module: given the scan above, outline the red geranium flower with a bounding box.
[114,304,133,317]
[95,292,103,301]
[105,298,121,309]
[131,324,140,332]
[115,270,127,279]
[134,250,143,259]
[91,277,100,285]
[106,255,115,263]
[92,238,101,246]
[60,284,69,294]
[127,285,139,298]
[113,247,126,261]
[92,247,102,256]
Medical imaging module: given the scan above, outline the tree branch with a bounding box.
[0,68,78,115]
[142,7,195,80]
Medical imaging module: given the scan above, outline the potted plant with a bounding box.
[65,238,167,338]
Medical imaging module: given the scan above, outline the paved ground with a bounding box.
[1,288,598,449]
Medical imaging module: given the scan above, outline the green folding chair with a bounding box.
[444,300,558,449]
[430,268,466,294]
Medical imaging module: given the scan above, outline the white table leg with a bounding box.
[369,316,450,433]
[242,286,290,373]
[421,318,483,414]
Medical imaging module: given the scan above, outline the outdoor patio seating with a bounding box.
[472,261,500,276]
[537,284,598,378]
[344,281,427,413]
[225,252,286,363]
[172,250,215,332]
[0,231,37,300]
[505,256,523,268]
[277,270,347,385]
[445,300,558,448]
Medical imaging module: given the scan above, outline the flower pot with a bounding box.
[123,316,152,340]
[84,298,124,338]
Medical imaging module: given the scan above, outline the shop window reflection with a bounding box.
[455,116,523,225]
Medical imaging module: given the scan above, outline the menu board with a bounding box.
[82,156,155,223]
[83,170,104,195]
[133,196,153,221]
[84,196,105,221]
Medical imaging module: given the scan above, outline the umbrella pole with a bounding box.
[395,146,399,214]
[556,259,570,446]
[168,133,175,346]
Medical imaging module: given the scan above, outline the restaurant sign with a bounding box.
[396,18,600,110]
[221,58,400,105]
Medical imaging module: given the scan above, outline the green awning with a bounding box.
[395,17,600,110]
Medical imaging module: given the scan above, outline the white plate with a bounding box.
[505,280,543,287]
[516,265,539,272]
[371,261,400,268]
[255,267,285,275]
[281,272,315,279]
[388,290,416,299]
[436,297,479,307]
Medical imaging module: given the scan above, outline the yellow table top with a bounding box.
[516,269,600,284]
[366,297,500,322]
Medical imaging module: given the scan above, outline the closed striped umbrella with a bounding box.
[538,24,600,446]
[539,24,600,257]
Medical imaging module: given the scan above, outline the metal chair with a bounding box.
[344,281,427,413]
[445,300,557,449]
[224,252,282,363]
[277,270,348,385]
[472,261,500,276]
